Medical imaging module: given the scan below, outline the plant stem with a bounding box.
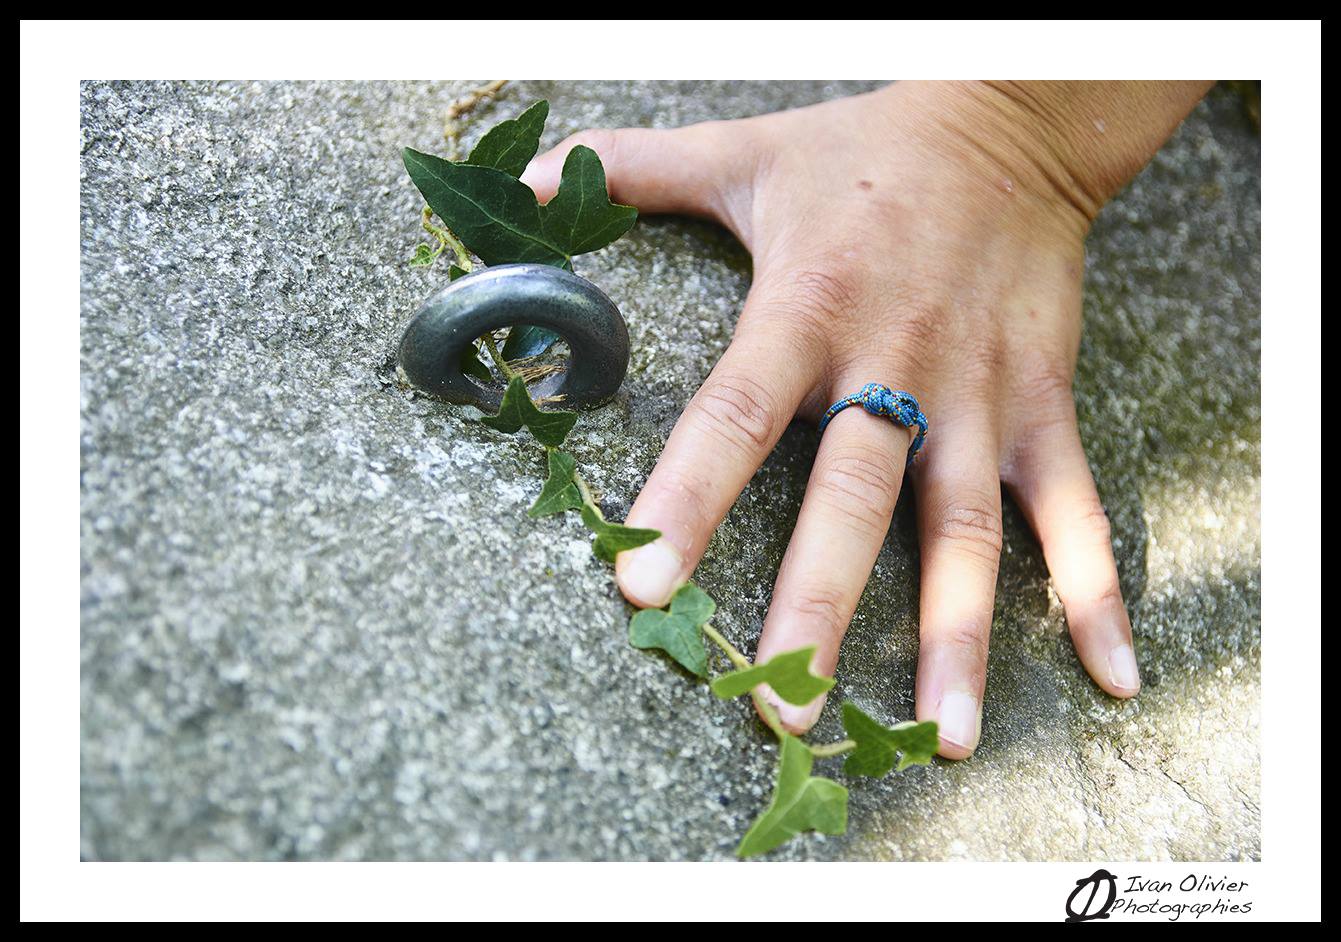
[750,691,787,741]
[421,207,472,270]
[444,79,509,154]
[448,79,509,119]
[702,623,749,670]
[480,331,517,382]
[701,623,788,741]
[808,739,856,758]
[572,469,600,517]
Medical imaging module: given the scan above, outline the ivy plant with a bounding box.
[401,90,937,858]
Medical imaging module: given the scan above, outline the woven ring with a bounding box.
[818,383,929,462]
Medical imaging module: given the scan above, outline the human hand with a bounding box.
[521,81,1210,757]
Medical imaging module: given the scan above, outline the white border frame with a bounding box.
[22,19,1319,922]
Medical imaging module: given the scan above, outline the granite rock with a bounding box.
[79,80,1260,860]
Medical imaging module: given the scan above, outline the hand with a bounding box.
[521,81,1209,757]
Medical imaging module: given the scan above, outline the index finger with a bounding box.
[614,278,824,608]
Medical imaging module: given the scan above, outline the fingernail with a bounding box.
[1107,643,1141,693]
[937,691,981,752]
[616,539,682,608]
[774,691,827,735]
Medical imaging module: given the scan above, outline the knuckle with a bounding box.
[956,323,1007,390]
[929,495,1004,563]
[811,447,900,531]
[758,264,863,343]
[940,625,991,672]
[1073,498,1115,547]
[787,583,852,632]
[685,371,782,455]
[1086,581,1125,611]
[1009,359,1078,448]
[789,265,862,318]
[647,465,715,534]
[886,295,952,364]
[683,122,756,206]
[1065,575,1125,615]
[1016,358,1076,409]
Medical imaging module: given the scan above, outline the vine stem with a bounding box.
[547,449,602,525]
[480,331,517,382]
[421,207,472,270]
[423,83,518,385]
[701,623,748,670]
[551,408,855,755]
[750,692,788,741]
[564,450,805,751]
[571,468,600,518]
[444,79,509,155]
[414,93,873,810]
[555,430,851,755]
[425,170,844,759]
[809,739,856,758]
[701,622,855,755]
[701,623,789,740]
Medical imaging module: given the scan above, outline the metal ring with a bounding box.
[398,263,630,411]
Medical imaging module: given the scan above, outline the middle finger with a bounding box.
[754,373,920,732]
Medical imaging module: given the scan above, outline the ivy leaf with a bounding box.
[710,646,835,707]
[840,703,939,777]
[579,504,660,563]
[459,342,493,384]
[628,583,715,677]
[409,243,436,267]
[466,100,549,178]
[737,735,848,858]
[403,149,569,268]
[528,449,583,518]
[541,145,638,256]
[501,324,561,360]
[403,142,638,270]
[481,375,577,447]
[448,264,469,281]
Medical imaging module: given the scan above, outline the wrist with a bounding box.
[889,80,1213,231]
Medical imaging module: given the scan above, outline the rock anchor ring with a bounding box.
[398,263,630,411]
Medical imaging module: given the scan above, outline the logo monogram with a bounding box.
[1065,868,1118,922]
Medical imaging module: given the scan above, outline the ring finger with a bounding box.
[911,407,1003,759]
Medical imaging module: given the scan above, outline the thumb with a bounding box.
[520,123,750,224]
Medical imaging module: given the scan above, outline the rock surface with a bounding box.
[80,80,1260,860]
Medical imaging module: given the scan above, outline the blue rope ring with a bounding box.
[818,383,929,462]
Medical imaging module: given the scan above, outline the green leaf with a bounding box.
[403,140,638,270]
[459,342,493,384]
[541,145,638,256]
[628,583,715,677]
[840,703,939,777]
[448,264,469,281]
[403,148,569,268]
[528,449,583,518]
[481,375,578,447]
[710,646,835,707]
[737,735,848,858]
[501,324,561,360]
[409,243,436,267]
[466,100,549,178]
[579,504,660,563]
